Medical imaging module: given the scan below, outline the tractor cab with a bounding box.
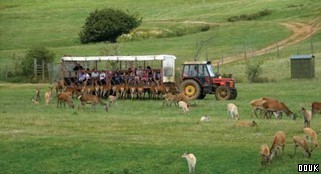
[182,61,215,78]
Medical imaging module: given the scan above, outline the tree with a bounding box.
[79,8,142,43]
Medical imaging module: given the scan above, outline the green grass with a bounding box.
[1,1,321,173]
[0,81,320,173]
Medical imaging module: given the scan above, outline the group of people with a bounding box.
[73,64,161,86]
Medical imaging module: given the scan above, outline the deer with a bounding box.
[136,85,144,100]
[260,144,271,166]
[300,107,312,128]
[178,101,190,114]
[78,93,108,112]
[311,102,321,116]
[250,97,278,118]
[129,86,136,100]
[45,86,53,105]
[163,93,177,107]
[303,127,318,149]
[227,103,240,120]
[55,80,65,96]
[269,131,286,160]
[57,91,74,108]
[236,120,257,127]
[293,136,313,157]
[108,95,118,106]
[200,115,211,122]
[182,152,196,174]
[262,100,296,120]
[100,84,111,98]
[31,88,41,104]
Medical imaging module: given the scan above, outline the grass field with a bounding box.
[1,0,321,173]
[0,81,320,174]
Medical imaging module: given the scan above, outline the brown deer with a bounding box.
[236,120,257,127]
[55,80,65,96]
[262,100,296,120]
[311,102,321,116]
[129,86,136,100]
[78,93,108,112]
[108,95,118,106]
[303,127,318,149]
[163,93,177,107]
[269,131,286,160]
[250,97,278,118]
[45,86,53,105]
[260,144,271,166]
[57,91,74,108]
[293,136,313,157]
[100,84,111,98]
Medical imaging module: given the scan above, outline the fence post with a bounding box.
[42,59,45,80]
[276,42,279,58]
[5,65,8,81]
[243,44,247,59]
[34,59,37,80]
[310,39,314,55]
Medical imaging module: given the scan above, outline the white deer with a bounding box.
[182,152,196,174]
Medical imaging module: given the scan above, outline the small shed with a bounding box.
[290,54,315,79]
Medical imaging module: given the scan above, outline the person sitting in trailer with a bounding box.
[84,70,91,84]
[114,71,122,85]
[73,63,83,71]
[91,68,99,84]
[77,70,85,84]
[128,69,135,84]
[99,70,106,85]
[136,66,144,77]
[141,71,148,84]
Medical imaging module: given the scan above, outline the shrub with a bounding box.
[79,8,142,43]
[245,59,263,83]
[20,46,55,79]
[227,9,273,22]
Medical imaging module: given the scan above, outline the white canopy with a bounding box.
[61,55,176,62]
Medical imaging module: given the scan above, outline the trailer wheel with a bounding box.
[215,86,231,100]
[180,80,201,100]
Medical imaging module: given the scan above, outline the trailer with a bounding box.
[61,54,176,86]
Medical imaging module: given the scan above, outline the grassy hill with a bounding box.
[1,0,321,81]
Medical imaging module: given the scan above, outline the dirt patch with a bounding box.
[220,17,321,65]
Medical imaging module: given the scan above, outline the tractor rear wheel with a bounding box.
[215,86,231,100]
[180,79,201,100]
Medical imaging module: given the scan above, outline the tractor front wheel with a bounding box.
[215,86,231,100]
[180,80,201,100]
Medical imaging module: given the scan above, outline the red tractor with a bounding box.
[180,61,237,100]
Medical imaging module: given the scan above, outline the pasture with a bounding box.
[1,0,321,173]
[0,81,320,174]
